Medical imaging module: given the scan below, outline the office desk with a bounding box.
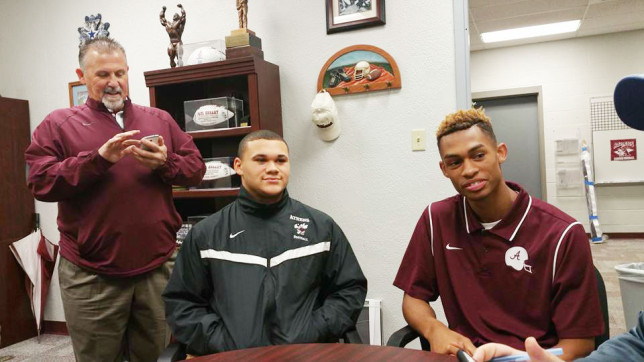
[188,343,458,361]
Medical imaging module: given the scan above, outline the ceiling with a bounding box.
[469,0,644,51]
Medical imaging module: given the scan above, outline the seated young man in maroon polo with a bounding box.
[393,108,603,360]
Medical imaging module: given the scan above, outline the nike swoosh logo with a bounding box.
[229,230,245,238]
[446,244,463,250]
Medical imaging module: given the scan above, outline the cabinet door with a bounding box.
[0,97,37,347]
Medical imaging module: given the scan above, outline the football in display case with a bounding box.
[183,40,226,65]
[195,157,241,189]
[184,97,244,132]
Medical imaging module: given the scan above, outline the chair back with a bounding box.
[594,266,610,348]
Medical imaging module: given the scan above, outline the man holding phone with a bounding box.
[25,37,205,361]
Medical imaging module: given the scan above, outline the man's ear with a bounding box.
[233,157,242,175]
[497,142,508,164]
[439,161,448,177]
[75,68,86,84]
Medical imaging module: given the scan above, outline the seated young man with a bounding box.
[393,108,603,360]
[163,130,367,355]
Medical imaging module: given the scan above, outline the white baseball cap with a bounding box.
[311,90,341,141]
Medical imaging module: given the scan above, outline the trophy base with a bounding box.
[225,28,262,49]
[226,46,264,59]
[231,28,255,36]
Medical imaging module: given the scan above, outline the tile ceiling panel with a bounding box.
[585,0,644,17]
[471,0,587,22]
[579,12,644,35]
[474,9,585,33]
[468,0,644,50]
[469,0,535,9]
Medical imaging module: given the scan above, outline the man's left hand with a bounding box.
[124,136,168,170]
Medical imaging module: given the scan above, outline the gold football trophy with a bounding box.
[225,0,264,59]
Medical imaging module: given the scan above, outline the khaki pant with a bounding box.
[59,256,174,362]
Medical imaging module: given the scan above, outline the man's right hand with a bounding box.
[98,130,140,163]
[425,320,476,356]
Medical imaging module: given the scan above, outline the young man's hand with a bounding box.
[426,321,476,355]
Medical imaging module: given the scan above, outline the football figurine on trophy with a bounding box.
[160,4,186,68]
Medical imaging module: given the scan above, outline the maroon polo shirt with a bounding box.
[394,182,603,349]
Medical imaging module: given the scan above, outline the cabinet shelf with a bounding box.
[187,126,252,139]
[144,57,258,86]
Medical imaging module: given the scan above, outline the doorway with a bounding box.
[473,87,546,200]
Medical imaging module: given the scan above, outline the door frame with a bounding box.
[472,86,547,200]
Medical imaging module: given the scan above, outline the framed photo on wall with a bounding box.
[326,0,385,34]
[68,81,88,106]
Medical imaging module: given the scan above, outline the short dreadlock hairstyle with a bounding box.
[436,107,496,149]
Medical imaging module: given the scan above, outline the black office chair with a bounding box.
[386,324,431,350]
[386,266,610,351]
[157,327,363,362]
[594,266,610,348]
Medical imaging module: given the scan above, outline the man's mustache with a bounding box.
[103,86,122,94]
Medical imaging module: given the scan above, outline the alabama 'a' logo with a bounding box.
[505,246,532,273]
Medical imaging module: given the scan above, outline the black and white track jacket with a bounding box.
[163,188,367,355]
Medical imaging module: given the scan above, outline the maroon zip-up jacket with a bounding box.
[25,98,205,277]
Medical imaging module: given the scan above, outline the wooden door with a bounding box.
[0,96,37,347]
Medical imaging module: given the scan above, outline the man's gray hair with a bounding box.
[78,37,127,71]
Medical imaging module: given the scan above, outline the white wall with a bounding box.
[471,30,644,233]
[0,1,458,340]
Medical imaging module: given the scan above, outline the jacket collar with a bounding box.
[462,181,533,242]
[238,186,289,217]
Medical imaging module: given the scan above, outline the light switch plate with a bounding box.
[412,129,426,151]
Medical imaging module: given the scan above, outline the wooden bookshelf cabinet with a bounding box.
[144,56,282,219]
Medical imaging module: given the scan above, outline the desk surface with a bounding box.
[189,343,458,361]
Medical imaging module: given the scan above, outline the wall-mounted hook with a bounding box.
[363,84,370,90]
[386,81,392,88]
[343,87,350,93]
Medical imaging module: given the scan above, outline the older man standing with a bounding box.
[25,37,205,361]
